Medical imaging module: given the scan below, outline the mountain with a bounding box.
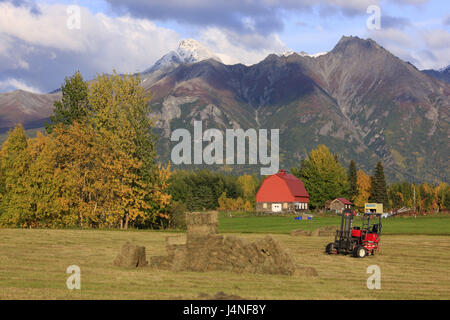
[0,36,448,183]
[0,90,60,133]
[423,65,450,84]
[145,36,449,183]
[143,39,222,74]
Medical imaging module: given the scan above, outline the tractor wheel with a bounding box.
[325,243,335,254]
[353,246,367,258]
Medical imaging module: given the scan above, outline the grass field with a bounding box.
[1,215,449,300]
[218,213,450,235]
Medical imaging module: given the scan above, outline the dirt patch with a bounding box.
[150,212,310,276]
[113,242,148,267]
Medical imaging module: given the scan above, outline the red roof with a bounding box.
[256,170,309,203]
[334,198,353,205]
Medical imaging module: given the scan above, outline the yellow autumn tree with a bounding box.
[237,174,258,209]
[354,169,372,210]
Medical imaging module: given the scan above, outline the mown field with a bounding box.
[0,215,449,300]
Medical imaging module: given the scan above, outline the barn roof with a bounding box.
[276,171,309,197]
[256,170,309,203]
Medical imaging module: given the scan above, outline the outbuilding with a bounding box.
[329,198,353,213]
[256,170,309,213]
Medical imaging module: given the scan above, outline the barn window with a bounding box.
[283,203,288,209]
[263,203,267,209]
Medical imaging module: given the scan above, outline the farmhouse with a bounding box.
[329,198,353,213]
[256,170,309,212]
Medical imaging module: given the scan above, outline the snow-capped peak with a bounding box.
[298,51,328,58]
[144,39,222,73]
[277,50,328,59]
[177,39,222,64]
[278,50,295,57]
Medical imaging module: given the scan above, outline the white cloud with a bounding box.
[0,78,42,93]
[199,27,288,65]
[0,2,182,92]
[368,26,450,70]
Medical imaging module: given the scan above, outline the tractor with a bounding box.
[325,207,382,258]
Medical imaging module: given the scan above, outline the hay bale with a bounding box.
[148,212,301,276]
[312,225,338,237]
[252,235,297,275]
[166,236,186,246]
[186,211,218,238]
[290,229,312,237]
[114,242,148,267]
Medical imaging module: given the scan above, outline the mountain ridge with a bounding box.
[0,36,448,183]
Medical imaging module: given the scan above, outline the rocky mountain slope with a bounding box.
[145,36,449,182]
[0,36,448,183]
[423,66,450,84]
[0,90,60,133]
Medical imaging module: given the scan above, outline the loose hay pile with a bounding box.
[113,242,148,267]
[150,212,302,276]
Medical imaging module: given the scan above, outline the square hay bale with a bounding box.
[165,236,186,246]
[290,229,312,237]
[113,242,148,268]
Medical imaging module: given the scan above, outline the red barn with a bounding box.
[256,170,309,212]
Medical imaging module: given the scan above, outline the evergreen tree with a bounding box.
[45,71,90,133]
[369,161,389,208]
[348,160,358,201]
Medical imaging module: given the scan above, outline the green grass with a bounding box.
[218,213,450,235]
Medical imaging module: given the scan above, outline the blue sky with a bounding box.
[0,0,449,93]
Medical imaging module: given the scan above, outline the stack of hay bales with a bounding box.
[290,225,338,237]
[113,242,148,267]
[311,226,338,237]
[186,211,219,241]
[290,229,312,237]
[150,211,301,276]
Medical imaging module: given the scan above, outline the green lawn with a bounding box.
[218,213,450,235]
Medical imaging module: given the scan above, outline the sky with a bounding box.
[0,0,449,93]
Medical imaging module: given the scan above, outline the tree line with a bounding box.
[291,144,449,212]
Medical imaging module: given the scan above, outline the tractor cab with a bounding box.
[326,204,383,258]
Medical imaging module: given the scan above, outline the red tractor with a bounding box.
[325,209,382,258]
